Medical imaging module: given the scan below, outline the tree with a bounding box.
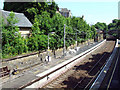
[3,2,58,23]
[3,1,97,58]
[2,12,28,58]
[94,22,108,39]
[108,19,120,30]
[94,22,107,31]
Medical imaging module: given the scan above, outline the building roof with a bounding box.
[60,8,70,12]
[0,10,32,27]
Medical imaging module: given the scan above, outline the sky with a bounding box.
[0,0,119,25]
[55,0,119,25]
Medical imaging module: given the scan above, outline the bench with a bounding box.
[0,66,10,77]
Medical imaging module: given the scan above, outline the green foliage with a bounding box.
[27,10,96,51]
[94,22,108,39]
[2,12,29,58]
[117,20,120,29]
[2,2,96,59]
[108,19,120,30]
[94,22,107,31]
[3,2,58,23]
[95,19,120,39]
[108,19,120,39]
[27,35,48,51]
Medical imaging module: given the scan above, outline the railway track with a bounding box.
[17,40,116,89]
[97,40,120,89]
[43,41,115,89]
[106,49,120,89]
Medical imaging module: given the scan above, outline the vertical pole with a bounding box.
[63,24,66,57]
[117,29,119,39]
[0,27,1,60]
[48,33,49,62]
[76,31,77,50]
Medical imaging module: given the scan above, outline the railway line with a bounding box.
[10,39,117,89]
[1,40,105,89]
[95,40,120,89]
[43,40,115,89]
[16,40,106,89]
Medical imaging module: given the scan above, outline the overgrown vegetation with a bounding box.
[94,19,120,39]
[2,2,97,59]
[2,12,29,58]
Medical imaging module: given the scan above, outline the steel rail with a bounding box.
[74,41,115,89]
[84,56,110,89]
[89,39,118,89]
[73,53,107,89]
[18,40,106,89]
[107,48,119,89]
[18,47,95,89]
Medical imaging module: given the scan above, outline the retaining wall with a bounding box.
[2,39,94,71]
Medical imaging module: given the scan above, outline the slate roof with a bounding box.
[0,10,32,27]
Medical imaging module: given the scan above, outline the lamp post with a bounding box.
[64,26,82,52]
[63,24,66,57]
[75,32,77,50]
[47,32,55,62]
[74,28,82,50]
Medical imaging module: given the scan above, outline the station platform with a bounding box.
[0,41,102,89]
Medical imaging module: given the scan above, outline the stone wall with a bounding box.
[2,39,95,71]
